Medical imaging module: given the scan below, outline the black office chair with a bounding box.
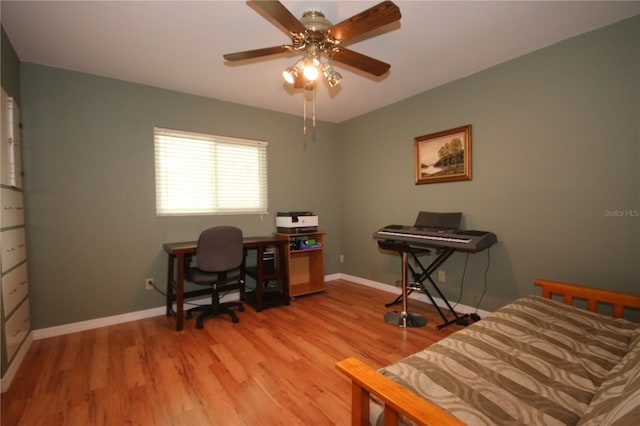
[185,226,245,328]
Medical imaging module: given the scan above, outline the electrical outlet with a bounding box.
[339,254,344,264]
[145,278,154,290]
[438,270,446,282]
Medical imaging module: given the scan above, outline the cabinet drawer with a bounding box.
[2,262,28,314]
[5,298,30,362]
[1,188,25,227]
[1,228,27,272]
[12,137,23,189]
[1,90,21,188]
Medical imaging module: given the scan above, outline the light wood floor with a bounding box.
[1,280,464,426]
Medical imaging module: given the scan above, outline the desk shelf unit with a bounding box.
[241,239,289,312]
[275,231,326,298]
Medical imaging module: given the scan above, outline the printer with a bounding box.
[276,211,318,234]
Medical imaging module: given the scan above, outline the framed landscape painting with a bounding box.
[414,124,472,184]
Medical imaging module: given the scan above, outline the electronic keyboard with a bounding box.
[374,225,497,253]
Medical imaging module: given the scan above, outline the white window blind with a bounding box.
[154,127,268,216]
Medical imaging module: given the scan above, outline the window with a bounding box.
[154,127,268,216]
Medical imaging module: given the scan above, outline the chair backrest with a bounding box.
[196,226,244,272]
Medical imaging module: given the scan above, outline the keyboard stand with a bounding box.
[379,241,470,330]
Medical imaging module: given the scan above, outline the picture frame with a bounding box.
[414,124,472,184]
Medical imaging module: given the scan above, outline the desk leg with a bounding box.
[384,252,427,328]
[255,246,264,312]
[175,253,185,331]
[279,242,290,305]
[166,252,184,331]
[166,253,174,317]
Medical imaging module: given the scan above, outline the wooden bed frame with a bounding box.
[335,278,640,426]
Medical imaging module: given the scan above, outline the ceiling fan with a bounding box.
[223,0,401,89]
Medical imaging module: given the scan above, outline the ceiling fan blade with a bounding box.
[223,45,292,61]
[328,1,401,42]
[331,47,390,76]
[248,0,307,35]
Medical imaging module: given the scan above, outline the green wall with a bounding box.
[20,66,342,329]
[339,16,639,311]
[13,16,640,330]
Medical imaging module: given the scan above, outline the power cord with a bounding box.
[448,253,469,313]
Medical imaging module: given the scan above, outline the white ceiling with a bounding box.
[2,1,638,123]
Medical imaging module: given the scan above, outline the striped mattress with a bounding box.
[372,295,640,425]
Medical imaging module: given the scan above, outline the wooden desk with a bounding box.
[163,236,289,331]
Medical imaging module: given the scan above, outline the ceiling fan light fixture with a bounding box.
[282,67,297,84]
[224,1,402,135]
[302,56,320,81]
[322,63,342,87]
[302,64,319,81]
[282,58,305,84]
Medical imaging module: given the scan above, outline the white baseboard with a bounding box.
[324,273,341,282]
[31,296,218,340]
[31,306,166,340]
[3,274,488,393]
[335,273,492,318]
[32,274,490,340]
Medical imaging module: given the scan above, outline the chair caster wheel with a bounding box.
[238,305,245,312]
[232,317,239,324]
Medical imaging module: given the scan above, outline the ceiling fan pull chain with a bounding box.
[303,94,307,136]
[312,84,316,129]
